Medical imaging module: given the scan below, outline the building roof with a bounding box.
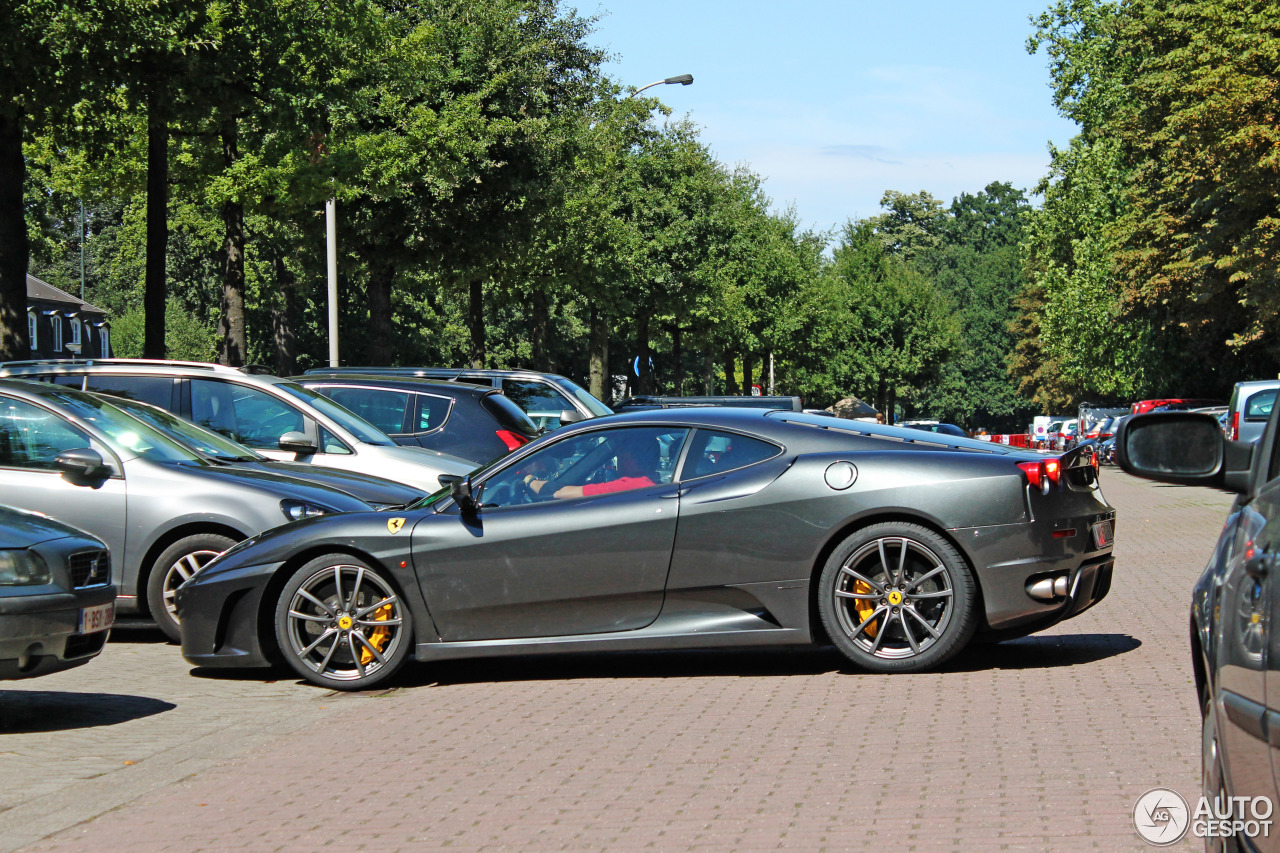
[26,274,107,315]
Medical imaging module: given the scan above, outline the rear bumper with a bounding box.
[961,512,1116,633]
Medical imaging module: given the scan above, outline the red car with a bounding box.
[1130,398,1222,414]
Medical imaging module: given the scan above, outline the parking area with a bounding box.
[0,470,1229,851]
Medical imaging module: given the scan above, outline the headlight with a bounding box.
[0,550,51,585]
[281,500,334,522]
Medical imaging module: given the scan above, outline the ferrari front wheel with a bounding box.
[818,522,976,673]
[274,555,413,690]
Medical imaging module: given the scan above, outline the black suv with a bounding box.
[294,375,540,463]
[303,367,613,431]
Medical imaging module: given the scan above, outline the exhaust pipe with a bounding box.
[1027,574,1071,602]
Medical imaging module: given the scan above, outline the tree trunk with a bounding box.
[367,255,394,364]
[589,307,609,402]
[270,253,297,376]
[702,347,714,394]
[467,276,485,368]
[671,326,683,395]
[0,113,28,360]
[530,284,549,371]
[636,313,652,395]
[217,118,246,367]
[742,351,753,394]
[887,384,897,425]
[875,378,886,416]
[143,92,168,359]
[723,351,738,395]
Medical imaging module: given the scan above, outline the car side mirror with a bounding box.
[558,409,584,425]
[1117,412,1252,492]
[279,431,318,454]
[447,475,478,514]
[55,447,106,481]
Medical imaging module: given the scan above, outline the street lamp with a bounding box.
[630,74,694,98]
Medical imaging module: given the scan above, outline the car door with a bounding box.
[412,425,689,641]
[1253,414,1280,805]
[0,395,128,589]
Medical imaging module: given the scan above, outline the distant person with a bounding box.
[875,412,886,424]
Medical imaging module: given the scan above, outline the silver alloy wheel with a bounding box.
[283,563,406,683]
[832,536,955,660]
[161,549,222,623]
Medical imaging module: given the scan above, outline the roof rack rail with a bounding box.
[0,358,247,373]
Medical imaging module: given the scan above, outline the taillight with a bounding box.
[495,430,528,451]
[1018,459,1063,494]
[1230,412,1239,441]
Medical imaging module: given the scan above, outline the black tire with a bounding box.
[146,533,238,643]
[274,554,413,690]
[817,522,977,673]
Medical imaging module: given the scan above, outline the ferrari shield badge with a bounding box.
[387,517,406,534]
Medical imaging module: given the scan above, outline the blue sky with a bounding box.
[588,1,1079,235]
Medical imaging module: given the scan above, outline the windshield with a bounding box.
[49,390,207,464]
[559,379,613,417]
[104,395,262,461]
[277,382,396,446]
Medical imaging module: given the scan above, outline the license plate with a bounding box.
[78,602,114,634]
[1092,520,1114,549]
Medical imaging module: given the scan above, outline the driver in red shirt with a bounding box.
[525,445,656,499]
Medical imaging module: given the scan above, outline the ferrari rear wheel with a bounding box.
[274,554,413,690]
[818,522,976,673]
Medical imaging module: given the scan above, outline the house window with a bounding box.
[49,313,63,352]
[69,318,81,348]
[27,312,36,350]
[99,325,111,357]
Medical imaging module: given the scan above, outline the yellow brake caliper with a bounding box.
[359,603,394,665]
[852,580,879,638]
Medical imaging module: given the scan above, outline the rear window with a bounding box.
[317,386,411,434]
[416,394,454,432]
[1246,389,1277,421]
[682,430,782,479]
[480,393,539,437]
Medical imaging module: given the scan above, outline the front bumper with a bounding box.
[177,560,281,669]
[0,585,116,679]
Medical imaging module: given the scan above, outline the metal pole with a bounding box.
[79,200,85,300]
[769,351,775,395]
[326,197,338,366]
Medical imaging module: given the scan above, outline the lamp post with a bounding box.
[629,74,693,98]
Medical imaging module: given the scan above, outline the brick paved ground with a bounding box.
[0,470,1231,851]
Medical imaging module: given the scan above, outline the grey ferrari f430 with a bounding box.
[177,409,1116,689]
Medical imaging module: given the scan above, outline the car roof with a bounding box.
[302,366,578,383]
[294,374,495,399]
[0,359,292,386]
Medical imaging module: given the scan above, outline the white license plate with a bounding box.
[79,602,114,634]
[1092,520,1114,549]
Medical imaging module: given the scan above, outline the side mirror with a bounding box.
[1117,412,1252,492]
[447,475,478,513]
[558,408,584,425]
[279,431,318,454]
[55,447,106,481]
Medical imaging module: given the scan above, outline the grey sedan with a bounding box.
[0,380,374,641]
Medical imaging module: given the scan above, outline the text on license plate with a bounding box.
[79,602,114,634]
[1091,520,1114,549]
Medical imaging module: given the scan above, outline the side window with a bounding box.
[478,427,689,508]
[0,397,92,470]
[416,394,453,433]
[191,379,304,450]
[51,315,63,352]
[501,380,575,431]
[683,430,782,479]
[318,387,410,435]
[84,375,174,409]
[319,426,351,455]
[1246,390,1276,421]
